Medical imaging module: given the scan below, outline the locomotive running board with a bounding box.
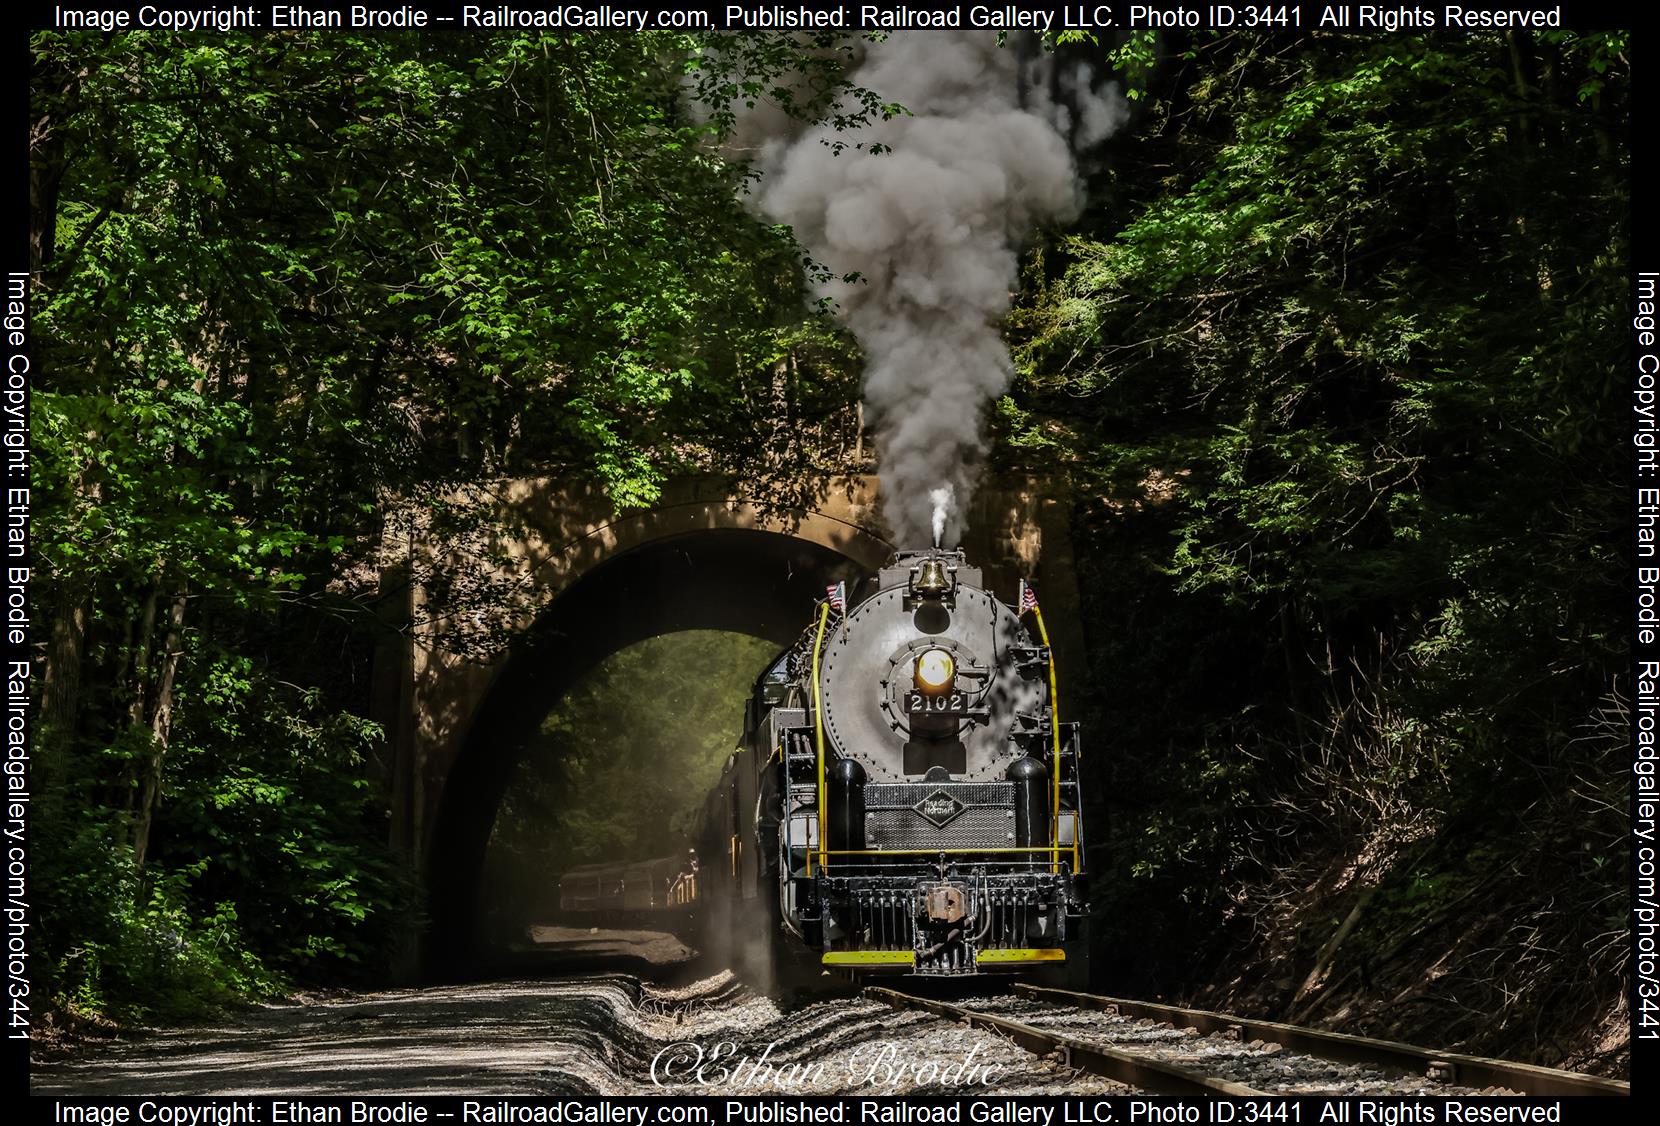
[976,948,1065,965]
[823,951,915,966]
[821,949,1064,968]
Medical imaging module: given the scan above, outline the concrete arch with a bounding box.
[387,477,889,971]
[374,472,1083,974]
[510,481,893,595]
[395,478,891,843]
[421,527,882,973]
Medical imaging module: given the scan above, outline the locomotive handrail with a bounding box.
[734,564,1092,983]
[1028,601,1065,874]
[821,847,1062,857]
[810,600,831,875]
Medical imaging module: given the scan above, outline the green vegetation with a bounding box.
[1001,30,1628,1067]
[30,27,1628,1072]
[30,30,870,1026]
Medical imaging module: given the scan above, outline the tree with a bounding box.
[1005,29,1628,1065]
[29,28,875,1020]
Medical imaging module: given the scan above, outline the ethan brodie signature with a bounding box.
[649,1039,1007,1090]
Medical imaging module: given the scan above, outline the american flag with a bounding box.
[1018,580,1039,613]
[826,581,846,613]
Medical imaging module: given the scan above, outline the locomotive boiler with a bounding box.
[696,549,1087,986]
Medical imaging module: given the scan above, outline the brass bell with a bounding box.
[913,558,949,598]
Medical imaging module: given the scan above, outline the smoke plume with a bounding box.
[734,33,1125,547]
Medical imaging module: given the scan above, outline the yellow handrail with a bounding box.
[804,594,1081,877]
[1031,603,1064,874]
[822,847,1059,856]
[811,601,831,873]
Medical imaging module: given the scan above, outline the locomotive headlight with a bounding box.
[914,648,956,694]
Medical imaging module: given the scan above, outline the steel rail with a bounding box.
[1013,984,1630,1097]
[865,986,1269,1096]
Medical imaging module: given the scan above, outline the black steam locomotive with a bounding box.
[696,549,1087,986]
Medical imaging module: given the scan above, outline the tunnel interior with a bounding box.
[480,628,779,939]
[423,527,875,976]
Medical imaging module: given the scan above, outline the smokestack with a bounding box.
[735,33,1125,547]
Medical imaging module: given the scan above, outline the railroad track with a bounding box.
[866,984,1629,1098]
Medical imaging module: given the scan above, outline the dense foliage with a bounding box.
[30,27,1630,1073]
[1003,29,1628,1067]
[30,30,868,1023]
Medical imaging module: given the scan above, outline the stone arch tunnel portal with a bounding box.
[423,527,881,974]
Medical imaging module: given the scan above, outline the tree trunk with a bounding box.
[40,589,87,742]
[132,591,187,869]
[126,584,160,729]
[29,100,66,273]
[29,41,87,275]
[1289,887,1375,1021]
[114,586,160,819]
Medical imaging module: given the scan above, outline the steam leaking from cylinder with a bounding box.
[732,33,1125,546]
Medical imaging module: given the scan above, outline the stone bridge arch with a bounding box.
[371,474,1084,973]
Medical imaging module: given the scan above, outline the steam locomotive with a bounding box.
[696,549,1087,986]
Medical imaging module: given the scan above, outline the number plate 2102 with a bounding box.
[905,691,968,716]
